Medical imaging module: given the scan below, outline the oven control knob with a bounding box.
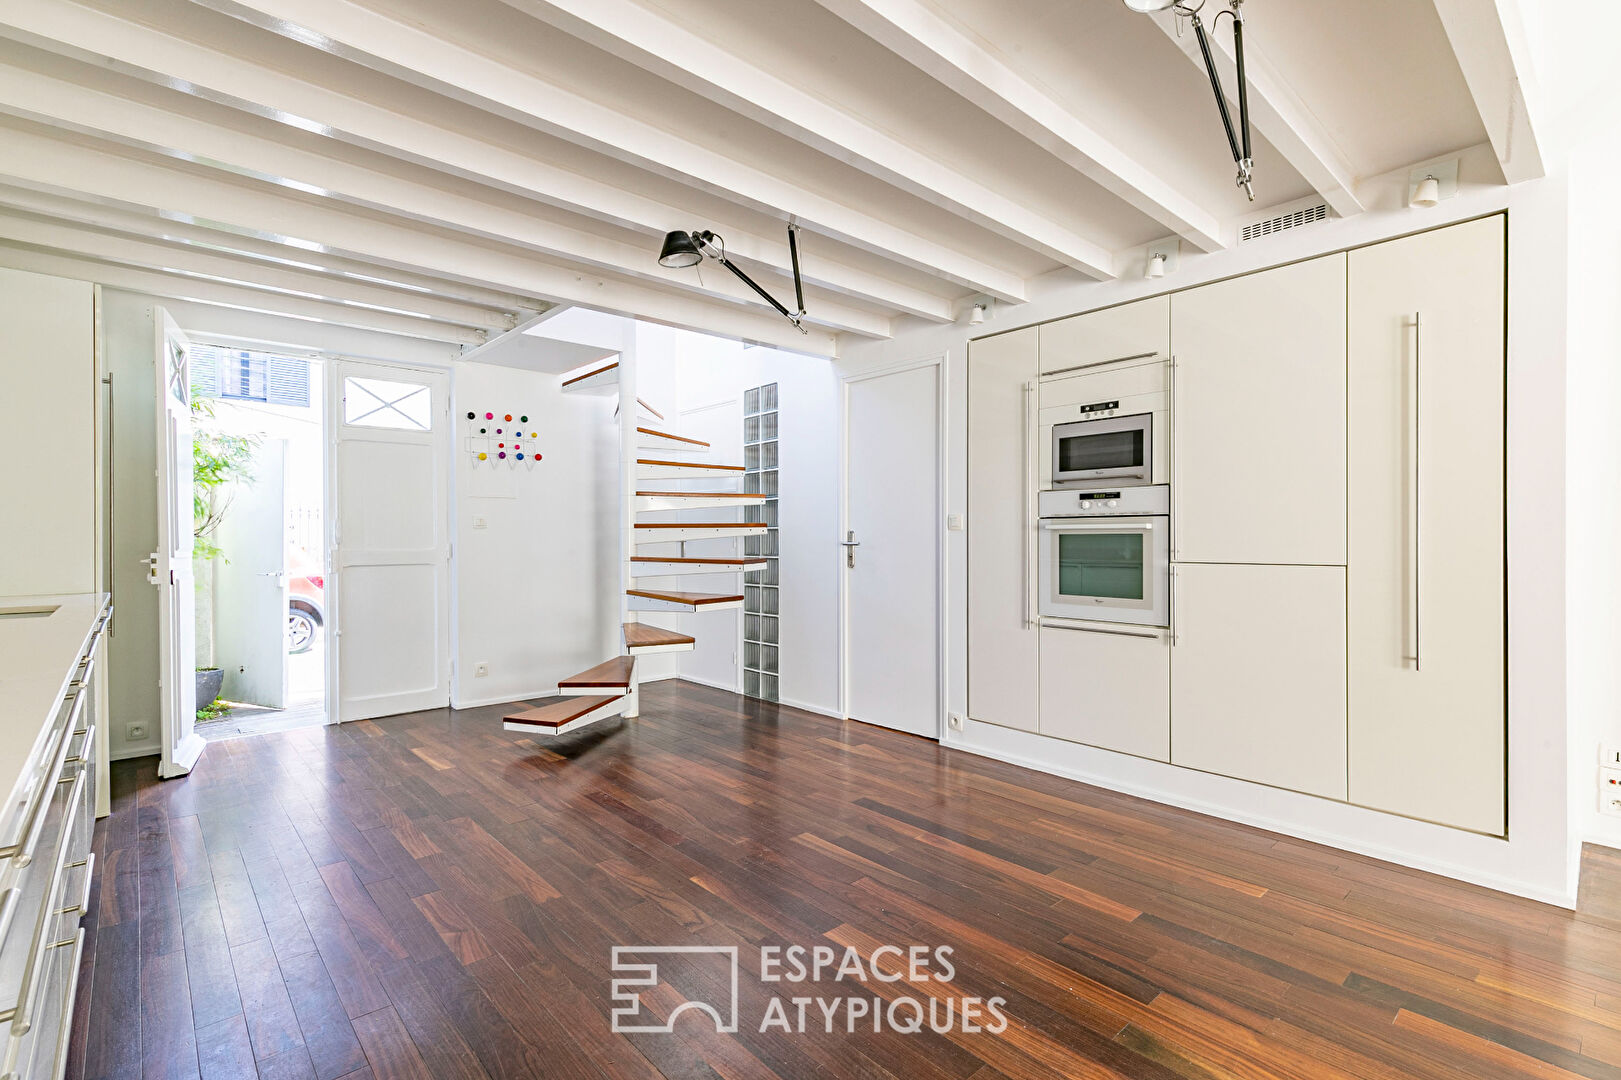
[1080,501,1092,509]
[1107,499,1119,508]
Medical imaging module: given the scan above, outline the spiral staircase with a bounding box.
[502,354,765,736]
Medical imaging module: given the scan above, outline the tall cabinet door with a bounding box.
[1170,563,1347,799]
[1348,216,1506,835]
[1172,255,1347,565]
[968,328,1040,731]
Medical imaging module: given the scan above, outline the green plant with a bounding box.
[192,400,258,561]
[196,699,230,722]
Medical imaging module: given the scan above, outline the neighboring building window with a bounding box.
[191,344,311,407]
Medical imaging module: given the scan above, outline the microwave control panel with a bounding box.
[1077,399,1121,414]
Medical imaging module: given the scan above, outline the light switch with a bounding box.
[472,516,489,530]
[946,514,964,531]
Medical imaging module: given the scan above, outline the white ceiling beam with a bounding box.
[0,0,954,323]
[181,0,1028,302]
[1147,11,1364,218]
[150,295,465,367]
[0,62,891,339]
[806,0,1226,253]
[0,241,488,344]
[499,0,1118,277]
[0,181,547,314]
[0,211,516,331]
[1429,0,1544,184]
[0,127,841,355]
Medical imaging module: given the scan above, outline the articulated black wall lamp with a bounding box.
[658,224,809,334]
[1123,0,1256,200]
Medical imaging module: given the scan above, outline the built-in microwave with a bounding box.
[1051,409,1153,487]
[1037,485,1169,627]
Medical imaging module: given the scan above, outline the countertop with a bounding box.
[0,593,105,817]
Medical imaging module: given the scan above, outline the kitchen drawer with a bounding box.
[1040,624,1170,761]
[1039,296,1169,375]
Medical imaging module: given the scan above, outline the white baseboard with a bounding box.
[110,744,161,762]
[943,729,1577,910]
[780,696,842,720]
[452,686,560,710]
[673,672,741,694]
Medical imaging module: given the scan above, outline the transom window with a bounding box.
[343,377,433,430]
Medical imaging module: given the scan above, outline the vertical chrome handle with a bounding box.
[1022,380,1036,629]
[1168,563,1178,647]
[1406,313,1421,671]
[102,372,115,633]
[1168,356,1179,560]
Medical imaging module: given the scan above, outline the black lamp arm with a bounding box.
[694,226,809,333]
[1188,3,1254,199]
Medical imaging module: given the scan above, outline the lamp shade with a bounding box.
[1123,0,1178,11]
[1411,175,1441,208]
[1145,252,1167,279]
[658,230,703,268]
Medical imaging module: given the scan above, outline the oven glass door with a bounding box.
[1052,413,1152,485]
[1039,516,1167,626]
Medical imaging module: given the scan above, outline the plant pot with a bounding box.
[196,667,225,708]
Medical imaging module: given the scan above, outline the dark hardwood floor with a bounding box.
[71,680,1621,1079]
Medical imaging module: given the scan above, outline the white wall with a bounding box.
[840,145,1579,905]
[449,358,621,707]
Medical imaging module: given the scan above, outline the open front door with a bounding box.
[153,308,206,776]
[330,359,451,720]
[215,438,289,707]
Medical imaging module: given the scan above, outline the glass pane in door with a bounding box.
[1057,532,1145,599]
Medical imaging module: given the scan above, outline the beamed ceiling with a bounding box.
[0,0,1542,356]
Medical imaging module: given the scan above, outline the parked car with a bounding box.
[287,547,325,654]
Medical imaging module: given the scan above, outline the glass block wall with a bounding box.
[743,383,780,701]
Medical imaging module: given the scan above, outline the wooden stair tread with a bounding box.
[638,426,709,447]
[623,622,695,648]
[638,458,744,471]
[635,490,761,498]
[504,694,623,728]
[629,556,766,565]
[626,589,744,605]
[558,655,635,688]
[562,361,617,387]
[635,521,766,529]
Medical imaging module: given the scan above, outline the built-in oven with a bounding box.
[1051,409,1153,487]
[1037,485,1169,627]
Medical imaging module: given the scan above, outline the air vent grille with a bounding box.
[1240,202,1329,243]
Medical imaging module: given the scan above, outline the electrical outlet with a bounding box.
[472,516,488,530]
[949,713,964,731]
[1602,768,1621,817]
[126,723,147,741]
[474,662,489,678]
[946,514,964,532]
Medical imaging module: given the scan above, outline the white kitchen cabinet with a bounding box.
[1170,563,1347,799]
[968,328,1040,732]
[1040,624,1169,760]
[1347,216,1506,836]
[1040,295,1169,376]
[1171,255,1347,565]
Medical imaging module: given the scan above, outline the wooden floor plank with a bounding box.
[71,681,1621,1080]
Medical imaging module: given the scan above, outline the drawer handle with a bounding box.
[56,852,94,920]
[0,766,87,1036]
[48,929,86,1080]
[0,690,88,866]
[63,725,95,768]
[66,656,96,692]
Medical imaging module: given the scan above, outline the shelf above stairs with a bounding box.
[637,458,745,480]
[630,556,767,577]
[627,588,744,613]
[634,521,766,544]
[624,621,695,654]
[635,490,767,513]
[504,694,626,736]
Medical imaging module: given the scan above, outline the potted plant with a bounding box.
[192,401,257,716]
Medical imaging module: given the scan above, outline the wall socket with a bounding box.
[126,723,147,741]
[948,713,964,731]
[474,662,489,678]
[1602,767,1621,817]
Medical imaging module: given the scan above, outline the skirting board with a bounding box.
[942,727,1576,910]
[666,676,843,720]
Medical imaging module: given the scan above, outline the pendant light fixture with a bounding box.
[656,224,809,333]
[1123,0,1256,200]
[1410,174,1442,208]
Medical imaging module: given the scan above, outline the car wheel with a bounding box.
[288,608,317,654]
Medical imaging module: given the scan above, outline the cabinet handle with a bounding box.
[48,929,87,1080]
[0,765,88,1035]
[0,688,88,865]
[1168,355,1179,560]
[1169,563,1179,647]
[1023,380,1037,629]
[1041,621,1164,640]
[1407,312,1421,672]
[1042,351,1162,378]
[102,372,115,633]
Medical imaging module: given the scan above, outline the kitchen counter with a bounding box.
[0,594,106,823]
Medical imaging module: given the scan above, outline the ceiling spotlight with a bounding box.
[658,230,703,268]
[1146,252,1167,279]
[1410,174,1441,209]
[1122,0,1256,200]
[655,224,809,333]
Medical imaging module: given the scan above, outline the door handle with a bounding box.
[840,530,860,568]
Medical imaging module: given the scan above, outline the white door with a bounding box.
[330,360,451,721]
[215,438,289,708]
[152,309,205,777]
[843,362,940,738]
